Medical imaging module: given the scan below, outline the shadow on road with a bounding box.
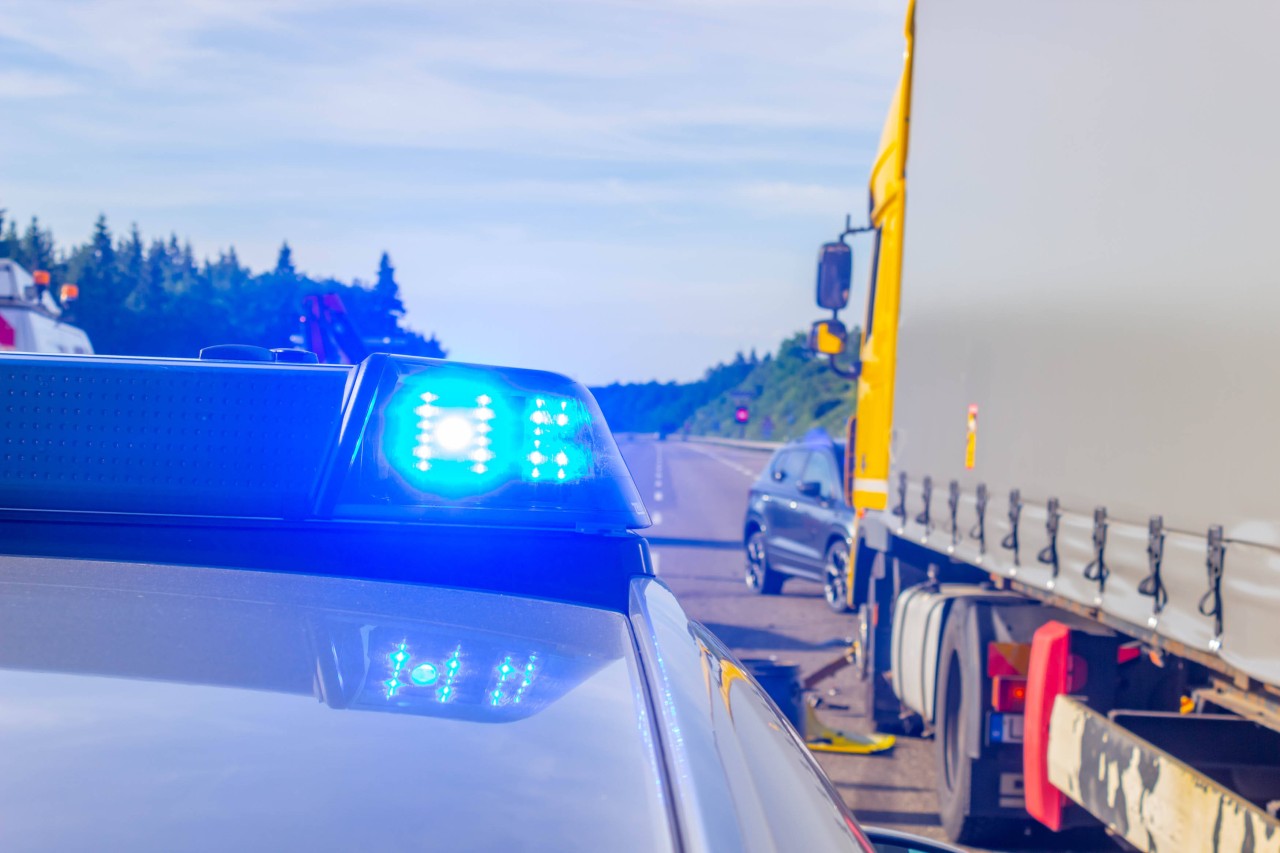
[644,536,742,550]
[701,621,849,651]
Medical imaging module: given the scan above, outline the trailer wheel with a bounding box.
[935,602,1024,846]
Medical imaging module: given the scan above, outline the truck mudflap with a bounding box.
[1047,695,1280,853]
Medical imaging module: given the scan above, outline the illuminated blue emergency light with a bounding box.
[0,352,649,530]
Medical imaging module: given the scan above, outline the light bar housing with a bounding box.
[321,355,648,529]
[0,352,649,530]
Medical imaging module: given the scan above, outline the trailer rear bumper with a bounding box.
[1047,696,1280,853]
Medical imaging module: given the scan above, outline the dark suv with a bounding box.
[743,434,855,612]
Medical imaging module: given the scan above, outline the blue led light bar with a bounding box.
[0,351,649,530]
[0,353,349,518]
[326,355,649,529]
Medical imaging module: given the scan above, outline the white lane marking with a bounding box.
[652,443,665,502]
[683,442,758,478]
[651,551,661,575]
[651,511,663,526]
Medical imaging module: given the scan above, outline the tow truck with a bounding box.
[809,1,1280,849]
[0,260,93,354]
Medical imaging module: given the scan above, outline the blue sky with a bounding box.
[0,0,901,384]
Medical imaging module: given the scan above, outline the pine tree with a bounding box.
[72,215,128,352]
[117,224,144,305]
[0,217,18,260]
[372,252,407,337]
[20,217,54,273]
[274,242,297,279]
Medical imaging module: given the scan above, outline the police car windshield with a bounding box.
[0,557,674,852]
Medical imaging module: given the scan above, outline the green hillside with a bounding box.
[592,331,857,443]
[685,332,856,442]
[591,356,757,436]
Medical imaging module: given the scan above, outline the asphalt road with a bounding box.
[616,435,948,841]
[618,435,1114,853]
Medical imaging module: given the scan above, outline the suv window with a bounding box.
[770,450,809,485]
[800,451,840,501]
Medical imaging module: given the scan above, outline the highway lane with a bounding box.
[616,435,948,841]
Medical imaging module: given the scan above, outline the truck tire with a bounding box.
[745,529,784,595]
[934,600,1027,846]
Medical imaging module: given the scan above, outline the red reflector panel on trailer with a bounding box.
[987,641,1030,678]
[1024,621,1071,831]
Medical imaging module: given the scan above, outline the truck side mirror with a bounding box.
[815,242,852,310]
[808,319,847,355]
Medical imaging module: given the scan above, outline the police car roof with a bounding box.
[0,555,675,852]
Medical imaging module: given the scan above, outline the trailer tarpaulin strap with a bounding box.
[1198,525,1226,644]
[914,475,932,529]
[969,482,987,554]
[892,471,907,526]
[1001,488,1022,565]
[1081,506,1109,597]
[947,479,960,546]
[1138,515,1168,617]
[1037,497,1062,585]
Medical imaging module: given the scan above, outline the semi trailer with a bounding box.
[814,1,1280,849]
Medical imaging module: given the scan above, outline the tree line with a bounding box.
[592,333,858,442]
[0,211,445,359]
[590,351,761,435]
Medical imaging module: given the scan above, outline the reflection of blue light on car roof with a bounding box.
[328,626,574,723]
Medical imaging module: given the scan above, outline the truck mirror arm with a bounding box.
[839,213,876,241]
[824,350,862,380]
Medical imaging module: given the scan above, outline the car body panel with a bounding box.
[0,556,675,852]
[629,577,870,852]
[758,448,811,570]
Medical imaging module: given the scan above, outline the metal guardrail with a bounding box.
[612,433,781,452]
[681,435,781,453]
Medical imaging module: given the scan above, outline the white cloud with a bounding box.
[0,71,81,99]
[735,181,860,216]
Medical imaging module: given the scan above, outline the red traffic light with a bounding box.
[734,406,749,424]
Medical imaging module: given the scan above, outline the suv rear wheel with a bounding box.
[822,540,853,613]
[745,530,784,595]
